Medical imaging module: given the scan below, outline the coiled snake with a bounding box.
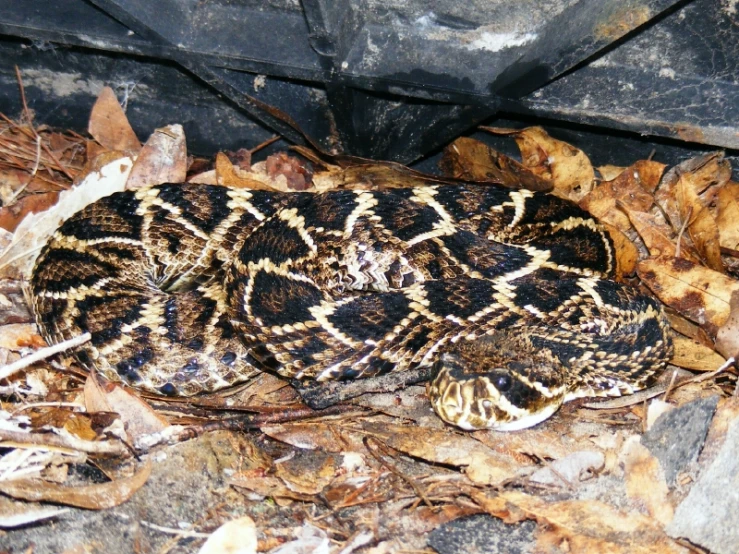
[30,182,672,430]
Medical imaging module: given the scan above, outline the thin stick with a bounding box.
[0,332,91,381]
[363,436,434,508]
[0,427,128,456]
[675,205,692,259]
[6,134,41,205]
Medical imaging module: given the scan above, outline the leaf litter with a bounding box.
[0,85,737,553]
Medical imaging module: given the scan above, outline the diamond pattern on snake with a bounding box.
[30,182,672,430]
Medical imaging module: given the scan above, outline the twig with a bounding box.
[661,368,680,403]
[6,134,41,205]
[363,436,433,508]
[0,428,128,456]
[675,205,692,259]
[14,66,32,125]
[0,332,91,381]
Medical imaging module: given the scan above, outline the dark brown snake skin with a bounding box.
[30,182,672,430]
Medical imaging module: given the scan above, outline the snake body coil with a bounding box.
[30,182,672,430]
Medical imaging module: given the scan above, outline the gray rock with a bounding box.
[641,395,718,485]
[428,514,535,554]
[667,415,739,554]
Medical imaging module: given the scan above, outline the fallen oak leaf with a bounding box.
[0,461,151,509]
[655,152,731,236]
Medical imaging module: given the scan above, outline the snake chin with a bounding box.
[427,333,569,430]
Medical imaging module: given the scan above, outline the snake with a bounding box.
[29,181,672,430]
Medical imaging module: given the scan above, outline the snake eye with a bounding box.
[492,373,513,392]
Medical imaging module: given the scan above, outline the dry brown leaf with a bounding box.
[579,161,657,232]
[475,490,686,554]
[671,336,726,371]
[126,124,187,189]
[0,191,60,233]
[481,126,595,201]
[598,164,628,181]
[716,183,739,251]
[637,256,739,336]
[699,397,739,467]
[676,171,723,272]
[30,409,98,441]
[664,310,713,346]
[623,206,702,262]
[261,422,359,453]
[87,86,141,154]
[621,437,674,526]
[715,290,739,361]
[84,372,169,439]
[0,461,151,509]
[372,423,525,485]
[229,470,316,504]
[198,516,257,554]
[439,136,552,191]
[274,451,342,495]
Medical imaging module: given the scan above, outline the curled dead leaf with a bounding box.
[0,461,151,509]
[579,161,657,233]
[675,172,723,272]
[126,125,187,188]
[481,126,594,201]
[716,183,739,251]
[84,372,169,440]
[439,136,552,191]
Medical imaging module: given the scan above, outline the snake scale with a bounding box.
[30,181,672,430]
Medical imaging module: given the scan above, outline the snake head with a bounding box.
[427,332,569,431]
